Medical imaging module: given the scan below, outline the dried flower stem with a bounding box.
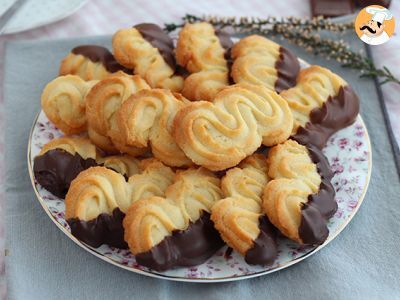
[164,14,399,85]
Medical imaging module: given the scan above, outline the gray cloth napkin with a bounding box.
[4,35,400,300]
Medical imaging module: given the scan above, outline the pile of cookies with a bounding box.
[33,22,359,271]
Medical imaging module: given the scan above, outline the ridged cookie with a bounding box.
[116,89,192,167]
[112,23,184,92]
[280,66,359,148]
[85,71,150,155]
[41,75,98,134]
[263,140,336,245]
[59,45,132,81]
[211,154,278,265]
[33,137,98,198]
[123,167,224,271]
[176,22,230,101]
[231,35,299,93]
[65,159,174,248]
[173,83,293,171]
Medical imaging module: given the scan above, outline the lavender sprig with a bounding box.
[164,14,399,85]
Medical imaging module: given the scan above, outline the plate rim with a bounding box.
[27,110,372,283]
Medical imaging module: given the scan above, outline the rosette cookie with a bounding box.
[173,83,293,171]
[41,75,98,134]
[85,72,150,155]
[175,22,232,101]
[65,160,174,248]
[280,66,359,149]
[211,155,278,265]
[263,140,336,245]
[33,137,97,198]
[116,89,192,167]
[59,45,132,81]
[112,23,184,92]
[123,168,224,271]
[231,35,300,93]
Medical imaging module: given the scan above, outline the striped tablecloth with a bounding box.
[1,0,399,297]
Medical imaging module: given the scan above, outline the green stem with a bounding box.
[163,14,399,86]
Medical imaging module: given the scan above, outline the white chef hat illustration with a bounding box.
[366,7,393,24]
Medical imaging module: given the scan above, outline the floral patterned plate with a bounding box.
[27,57,371,282]
[27,110,371,282]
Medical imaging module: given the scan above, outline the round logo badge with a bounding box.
[355,5,395,45]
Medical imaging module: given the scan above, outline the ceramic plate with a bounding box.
[0,0,87,35]
[27,58,371,282]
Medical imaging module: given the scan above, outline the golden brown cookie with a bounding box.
[59,45,132,81]
[116,89,192,167]
[280,66,359,149]
[231,35,299,93]
[211,155,277,265]
[65,159,174,248]
[112,24,184,92]
[85,71,150,155]
[176,22,230,101]
[173,83,293,171]
[41,75,98,134]
[123,167,224,271]
[33,137,98,198]
[262,140,336,245]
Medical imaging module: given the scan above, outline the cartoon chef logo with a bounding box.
[355,5,395,45]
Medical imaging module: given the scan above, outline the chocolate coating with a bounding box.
[274,47,300,93]
[33,149,97,198]
[293,85,360,149]
[135,212,224,271]
[245,215,278,265]
[72,45,132,74]
[134,23,176,71]
[298,143,337,245]
[67,208,127,249]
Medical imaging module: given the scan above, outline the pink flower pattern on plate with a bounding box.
[28,111,371,281]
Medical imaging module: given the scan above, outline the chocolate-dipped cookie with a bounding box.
[59,45,132,81]
[211,154,278,266]
[231,35,300,93]
[65,159,174,248]
[112,23,184,92]
[33,137,98,198]
[280,65,360,149]
[123,167,224,271]
[263,140,336,245]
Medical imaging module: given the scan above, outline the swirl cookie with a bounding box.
[280,66,360,149]
[41,75,98,134]
[123,167,224,271]
[65,159,174,248]
[116,89,192,167]
[211,155,278,265]
[112,23,184,92]
[85,72,150,155]
[231,35,300,93]
[33,137,97,198]
[263,140,336,245]
[175,22,232,101]
[59,45,132,81]
[173,83,293,171]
